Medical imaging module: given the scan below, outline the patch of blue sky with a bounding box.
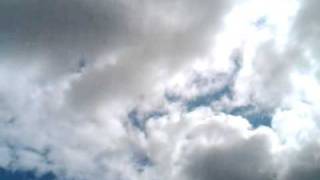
[128,110,144,131]
[229,105,272,128]
[76,55,88,73]
[164,91,182,103]
[186,85,232,111]
[0,168,56,180]
[166,47,242,106]
[128,109,166,131]
[185,49,243,110]
[129,144,153,173]
[186,92,272,127]
[132,48,272,130]
[132,153,153,173]
[4,142,53,167]
[254,16,267,29]
[184,49,272,128]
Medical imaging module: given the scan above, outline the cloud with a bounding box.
[274,141,320,180]
[183,133,274,180]
[143,107,279,180]
[0,0,241,179]
[1,0,320,180]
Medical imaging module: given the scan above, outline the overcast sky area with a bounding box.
[0,0,320,179]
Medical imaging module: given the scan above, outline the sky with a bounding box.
[0,0,320,180]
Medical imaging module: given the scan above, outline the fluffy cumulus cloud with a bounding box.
[0,0,320,179]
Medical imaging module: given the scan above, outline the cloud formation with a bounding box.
[0,0,320,180]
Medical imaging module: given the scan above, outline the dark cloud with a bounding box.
[0,0,237,111]
[282,142,320,180]
[0,0,233,78]
[183,131,275,180]
[291,0,320,49]
[0,0,132,78]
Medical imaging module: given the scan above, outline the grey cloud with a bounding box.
[281,142,320,180]
[292,0,320,49]
[250,41,300,108]
[183,131,275,180]
[0,0,237,111]
[0,0,132,78]
[62,0,236,110]
[0,0,233,77]
[284,0,320,76]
